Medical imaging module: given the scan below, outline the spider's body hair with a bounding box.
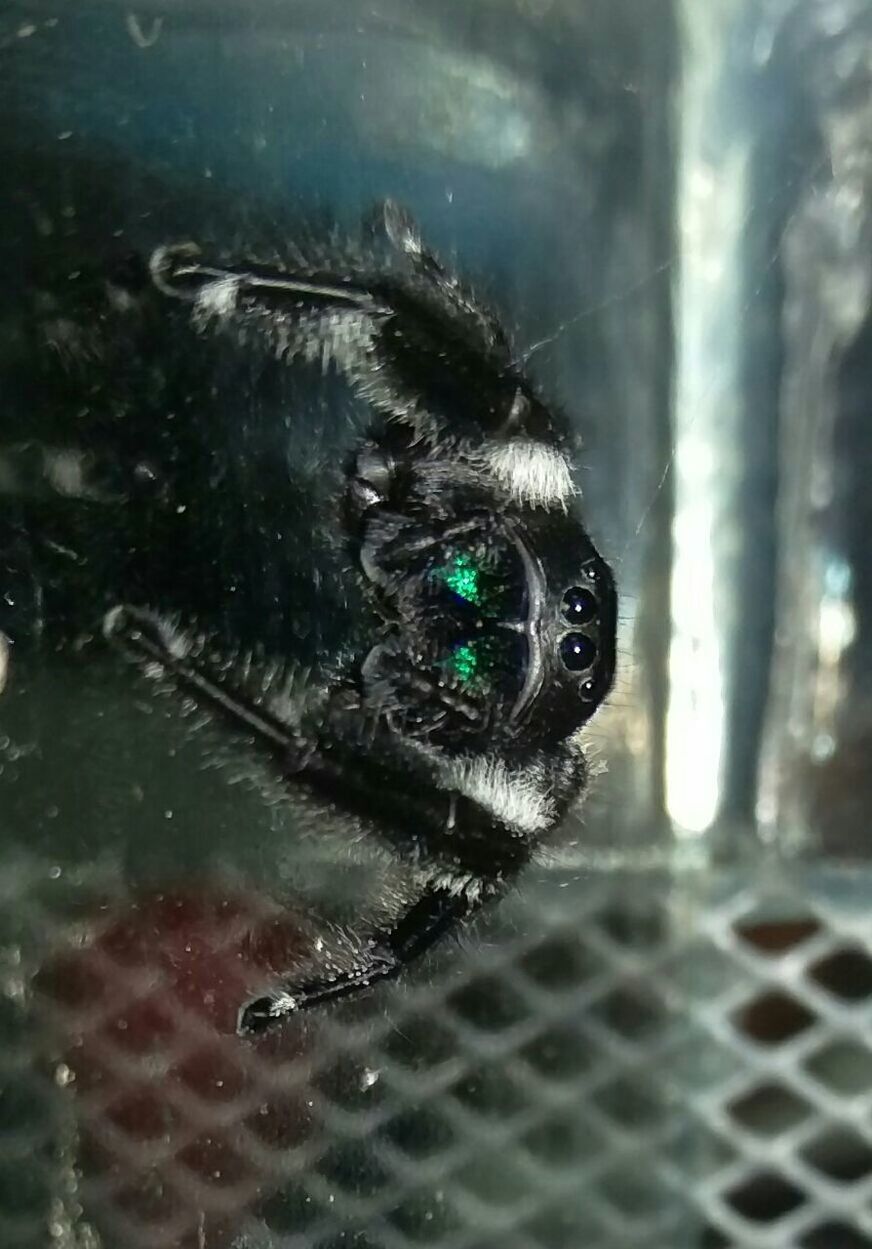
[442,754,557,838]
[416,866,493,905]
[480,439,576,512]
[193,275,241,320]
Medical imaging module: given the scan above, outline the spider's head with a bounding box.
[505,509,617,748]
[353,485,616,756]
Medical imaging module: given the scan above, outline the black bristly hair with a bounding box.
[92,200,616,1034]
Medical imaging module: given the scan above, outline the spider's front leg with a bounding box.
[148,202,566,454]
[104,605,537,1035]
[233,733,534,1034]
[238,875,494,1035]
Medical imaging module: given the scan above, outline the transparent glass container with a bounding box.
[2,2,872,1247]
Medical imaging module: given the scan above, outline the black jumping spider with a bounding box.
[100,202,617,1035]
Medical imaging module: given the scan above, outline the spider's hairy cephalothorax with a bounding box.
[16,201,617,1033]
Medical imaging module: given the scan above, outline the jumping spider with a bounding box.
[103,202,617,1035]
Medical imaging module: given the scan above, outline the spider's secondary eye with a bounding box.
[562,586,597,625]
[560,632,597,672]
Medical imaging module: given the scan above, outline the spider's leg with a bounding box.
[149,242,398,402]
[375,199,510,350]
[103,604,488,849]
[105,605,538,1028]
[103,605,314,764]
[150,243,392,317]
[148,230,559,445]
[104,604,452,821]
[238,879,491,1034]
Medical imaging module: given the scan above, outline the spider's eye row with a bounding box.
[559,632,597,673]
[559,583,600,675]
[562,585,597,625]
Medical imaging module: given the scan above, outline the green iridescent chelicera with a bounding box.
[449,641,480,684]
[436,552,483,607]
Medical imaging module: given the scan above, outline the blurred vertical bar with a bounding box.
[663,0,872,862]
[667,0,786,850]
[756,3,872,859]
[668,0,741,843]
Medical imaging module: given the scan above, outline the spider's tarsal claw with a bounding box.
[149,241,205,300]
[238,992,298,1037]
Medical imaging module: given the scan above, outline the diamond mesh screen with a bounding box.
[4,857,872,1248]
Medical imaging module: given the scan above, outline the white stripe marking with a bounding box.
[484,440,575,509]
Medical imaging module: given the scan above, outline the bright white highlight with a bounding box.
[484,440,575,510]
[195,277,240,319]
[446,755,555,834]
[666,0,744,836]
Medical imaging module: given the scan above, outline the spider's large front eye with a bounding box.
[562,586,597,625]
[560,632,597,672]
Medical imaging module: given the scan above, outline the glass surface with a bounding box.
[2,2,872,1247]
